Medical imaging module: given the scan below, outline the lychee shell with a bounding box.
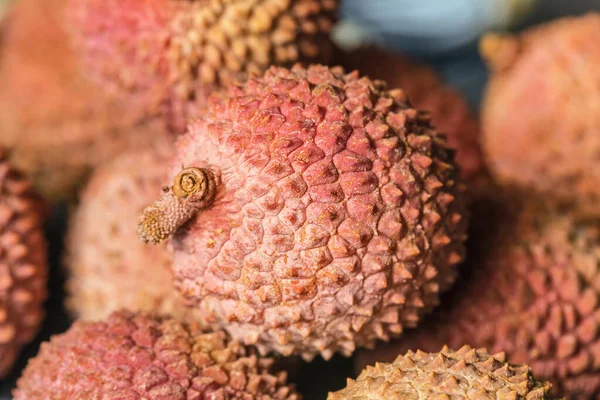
[331,346,556,399]
[13,311,299,399]
[481,13,600,215]
[150,64,468,360]
[339,47,482,180]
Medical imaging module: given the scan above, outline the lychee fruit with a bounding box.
[0,149,47,378]
[339,47,482,180]
[136,64,469,360]
[330,345,557,399]
[65,144,201,322]
[13,310,299,399]
[481,13,600,215]
[68,0,339,133]
[0,0,166,201]
[356,189,600,398]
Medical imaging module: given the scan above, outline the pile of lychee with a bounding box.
[0,0,599,398]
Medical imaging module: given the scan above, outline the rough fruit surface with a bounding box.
[481,13,600,215]
[14,311,299,399]
[357,190,600,398]
[69,0,339,133]
[0,150,47,378]
[65,144,202,322]
[339,47,482,180]
[330,346,556,399]
[0,0,164,201]
[138,64,468,360]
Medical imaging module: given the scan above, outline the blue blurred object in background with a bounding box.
[336,0,539,55]
[335,0,599,110]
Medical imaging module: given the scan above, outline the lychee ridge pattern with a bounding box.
[338,47,483,180]
[329,346,557,399]
[138,64,468,360]
[13,311,299,399]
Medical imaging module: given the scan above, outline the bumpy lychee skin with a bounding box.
[339,47,482,180]
[65,144,204,322]
[481,13,600,215]
[137,64,469,360]
[0,150,47,378]
[13,311,299,399]
[0,0,165,201]
[69,0,339,133]
[356,190,600,398]
[331,346,556,400]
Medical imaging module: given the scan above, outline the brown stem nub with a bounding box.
[479,33,521,72]
[137,167,219,244]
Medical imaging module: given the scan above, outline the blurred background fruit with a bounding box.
[64,143,203,323]
[0,0,166,202]
[481,14,600,217]
[69,0,339,133]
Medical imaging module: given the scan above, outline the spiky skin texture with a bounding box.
[139,65,468,360]
[65,145,205,322]
[0,0,165,201]
[69,0,339,134]
[481,13,600,216]
[356,190,600,398]
[339,47,482,180]
[0,151,47,378]
[330,346,556,400]
[13,311,299,399]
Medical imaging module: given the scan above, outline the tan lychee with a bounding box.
[331,346,557,399]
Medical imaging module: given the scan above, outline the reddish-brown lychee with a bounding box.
[356,189,600,398]
[332,346,557,399]
[481,13,600,215]
[339,47,482,180]
[0,149,47,378]
[65,143,202,322]
[136,64,469,360]
[68,0,339,133]
[13,311,299,399]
